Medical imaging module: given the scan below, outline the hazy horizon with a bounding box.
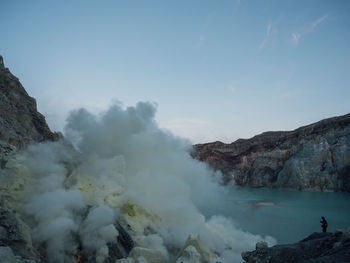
[1,0,350,143]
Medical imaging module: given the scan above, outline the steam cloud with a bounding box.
[14,101,275,262]
[80,205,119,262]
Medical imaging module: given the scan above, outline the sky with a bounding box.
[1,0,350,143]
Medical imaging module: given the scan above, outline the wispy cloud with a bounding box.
[311,14,328,30]
[228,84,236,93]
[260,23,272,49]
[292,14,328,45]
[292,32,301,44]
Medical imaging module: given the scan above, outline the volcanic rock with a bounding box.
[176,245,201,263]
[0,55,60,163]
[106,221,135,262]
[129,247,165,263]
[176,235,219,263]
[0,246,18,263]
[192,114,350,192]
[73,215,134,263]
[242,231,350,263]
[0,198,39,262]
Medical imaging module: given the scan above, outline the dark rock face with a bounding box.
[192,114,350,192]
[0,198,40,263]
[109,221,135,260]
[76,220,134,263]
[0,55,59,161]
[0,55,63,262]
[242,231,350,263]
[0,56,135,263]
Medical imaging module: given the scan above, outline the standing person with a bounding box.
[320,216,328,232]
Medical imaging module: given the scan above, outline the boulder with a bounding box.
[0,246,18,263]
[256,241,268,250]
[116,258,135,263]
[176,245,201,263]
[176,235,220,263]
[129,247,165,263]
[77,219,134,263]
[0,199,39,262]
[242,231,350,263]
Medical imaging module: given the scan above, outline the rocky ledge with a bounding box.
[192,114,350,192]
[0,56,60,164]
[242,230,350,263]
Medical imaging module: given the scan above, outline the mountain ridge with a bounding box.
[192,113,350,192]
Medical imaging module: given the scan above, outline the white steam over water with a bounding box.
[15,102,275,262]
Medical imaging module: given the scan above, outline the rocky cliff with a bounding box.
[0,56,135,263]
[0,55,60,164]
[242,230,350,263]
[192,114,350,192]
[0,56,60,262]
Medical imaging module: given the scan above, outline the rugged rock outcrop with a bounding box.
[0,55,60,163]
[0,55,62,263]
[242,231,350,263]
[175,235,218,263]
[192,114,350,192]
[73,216,134,263]
[0,198,40,263]
[0,55,135,263]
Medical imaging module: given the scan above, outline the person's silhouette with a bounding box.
[320,216,327,232]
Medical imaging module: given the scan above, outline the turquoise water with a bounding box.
[206,187,350,244]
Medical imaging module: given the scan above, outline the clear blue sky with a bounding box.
[1,0,350,143]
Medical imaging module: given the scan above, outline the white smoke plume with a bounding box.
[13,101,275,262]
[19,143,85,263]
[25,189,85,263]
[80,205,119,263]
